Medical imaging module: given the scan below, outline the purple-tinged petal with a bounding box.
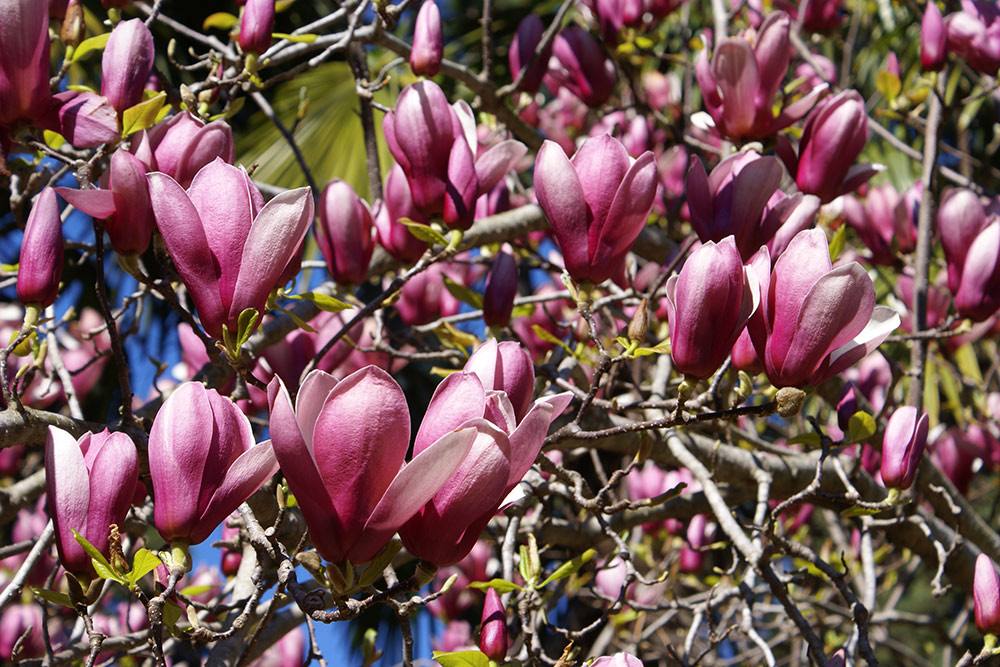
[46,426,91,573]
[414,372,487,454]
[712,39,760,137]
[474,140,527,195]
[443,140,478,230]
[534,141,590,278]
[592,151,657,270]
[55,187,116,220]
[49,91,120,148]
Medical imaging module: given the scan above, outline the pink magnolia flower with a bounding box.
[46,427,139,575]
[946,0,1000,74]
[747,228,900,388]
[696,12,826,140]
[842,182,918,265]
[132,112,235,188]
[937,188,1000,321]
[922,2,947,70]
[508,14,550,93]
[56,149,154,256]
[374,163,430,264]
[17,188,63,309]
[479,589,507,662]
[383,80,526,229]
[149,382,279,545]
[317,179,375,285]
[0,0,51,126]
[879,406,929,491]
[546,25,617,107]
[534,135,657,284]
[267,366,479,564]
[101,19,154,116]
[483,244,517,327]
[239,0,275,55]
[399,341,572,565]
[665,237,758,379]
[592,652,644,667]
[975,553,1000,634]
[410,0,443,77]
[781,90,882,204]
[148,159,313,340]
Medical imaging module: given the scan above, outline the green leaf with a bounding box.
[32,587,74,608]
[511,303,535,318]
[539,548,596,587]
[121,92,167,138]
[431,650,491,667]
[953,343,983,388]
[433,321,479,351]
[841,504,885,517]
[70,33,110,62]
[272,32,319,44]
[401,219,449,247]
[43,130,66,149]
[288,291,352,313]
[66,84,97,94]
[208,96,246,122]
[179,584,214,598]
[530,324,576,357]
[876,71,901,101]
[129,549,163,585]
[828,224,847,263]
[443,276,484,309]
[203,12,238,31]
[468,578,525,594]
[276,305,317,333]
[938,360,964,426]
[846,411,876,444]
[787,432,822,448]
[162,599,184,635]
[72,529,121,581]
[236,307,261,348]
[93,558,127,584]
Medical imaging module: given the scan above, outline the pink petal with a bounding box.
[534,141,590,278]
[54,187,116,219]
[414,372,487,454]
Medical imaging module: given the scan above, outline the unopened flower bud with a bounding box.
[17,188,64,310]
[976,554,1000,636]
[479,588,508,662]
[239,0,275,56]
[628,298,649,344]
[483,244,517,327]
[410,0,443,77]
[60,0,86,50]
[880,406,929,491]
[776,387,806,418]
[921,2,947,71]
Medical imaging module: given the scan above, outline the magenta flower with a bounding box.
[383,80,526,229]
[132,112,235,188]
[686,150,819,261]
[17,188,64,309]
[879,406,929,491]
[781,90,882,204]
[46,427,139,575]
[374,163,430,264]
[399,341,572,565]
[43,91,120,148]
[317,179,375,286]
[695,12,825,140]
[546,25,616,107]
[937,188,1000,321]
[267,366,479,564]
[147,158,313,340]
[946,0,1000,74]
[508,14,551,93]
[976,554,1000,635]
[922,2,947,70]
[747,228,900,388]
[591,653,644,667]
[841,182,917,265]
[56,149,154,256]
[483,244,517,328]
[665,237,758,380]
[239,0,275,55]
[101,19,154,116]
[410,0,443,77]
[0,0,52,126]
[534,135,657,284]
[479,589,507,662]
[149,382,278,546]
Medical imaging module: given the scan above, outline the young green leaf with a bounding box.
[467,578,525,594]
[431,650,491,667]
[539,548,596,587]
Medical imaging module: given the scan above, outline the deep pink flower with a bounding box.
[267,366,480,564]
[936,188,1000,321]
[975,553,1000,634]
[747,228,900,387]
[546,25,616,107]
[17,188,64,309]
[133,112,235,188]
[149,382,278,545]
[534,135,657,284]
[879,406,929,491]
[508,14,550,93]
[147,159,313,340]
[0,0,52,126]
[842,182,917,265]
[479,589,507,662]
[317,179,375,285]
[483,244,517,327]
[410,0,443,76]
[695,13,825,140]
[922,2,948,70]
[664,237,758,379]
[101,19,155,116]
[46,427,138,575]
[239,0,275,55]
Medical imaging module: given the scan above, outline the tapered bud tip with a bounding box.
[239,0,276,55]
[880,406,928,491]
[976,554,1000,635]
[921,2,947,71]
[483,244,517,327]
[825,649,846,667]
[410,0,443,77]
[628,298,649,343]
[480,588,508,662]
[61,0,86,49]
[776,387,806,418]
[17,188,65,309]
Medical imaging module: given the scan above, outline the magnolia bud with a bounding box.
[479,588,508,662]
[410,0,443,77]
[17,189,64,309]
[976,554,1000,636]
[239,0,275,55]
[880,406,929,491]
[483,244,517,327]
[60,0,86,49]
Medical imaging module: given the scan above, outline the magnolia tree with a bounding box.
[3,0,1000,665]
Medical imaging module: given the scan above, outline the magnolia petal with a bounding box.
[414,372,487,455]
[55,187,116,220]
[534,141,590,279]
[822,306,901,381]
[593,151,657,270]
[712,39,760,137]
[46,427,91,571]
[475,140,528,195]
